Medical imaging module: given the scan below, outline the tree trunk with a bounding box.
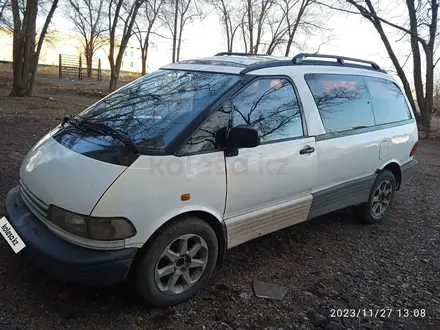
[28,0,59,96]
[10,0,38,97]
[10,0,24,97]
[141,47,147,75]
[172,0,179,63]
[85,43,93,78]
[21,3,36,95]
[241,19,248,53]
[247,0,253,53]
[284,0,307,57]
[109,73,118,92]
[177,19,184,62]
[108,51,116,92]
[141,55,147,75]
[86,53,93,78]
[109,55,122,92]
[422,47,434,135]
[109,37,126,92]
[141,33,150,75]
[222,2,231,52]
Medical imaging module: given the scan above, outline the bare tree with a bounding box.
[162,0,201,63]
[66,0,107,78]
[265,8,288,55]
[324,0,439,135]
[283,0,320,56]
[107,0,145,92]
[133,0,165,75]
[264,0,327,56]
[0,0,9,23]
[209,0,242,52]
[7,0,59,96]
[241,0,275,54]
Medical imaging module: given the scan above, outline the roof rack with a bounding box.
[292,53,383,71]
[215,52,271,57]
[240,53,387,74]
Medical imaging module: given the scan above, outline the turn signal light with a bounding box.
[181,193,191,201]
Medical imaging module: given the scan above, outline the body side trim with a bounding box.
[225,194,312,249]
[308,174,376,220]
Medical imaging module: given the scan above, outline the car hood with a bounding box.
[19,132,127,215]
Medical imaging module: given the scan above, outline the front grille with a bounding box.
[19,180,49,222]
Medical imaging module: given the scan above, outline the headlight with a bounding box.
[48,205,136,240]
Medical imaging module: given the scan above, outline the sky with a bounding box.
[50,2,412,81]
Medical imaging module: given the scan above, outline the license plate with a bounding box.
[0,216,26,253]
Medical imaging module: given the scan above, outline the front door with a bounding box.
[223,77,317,248]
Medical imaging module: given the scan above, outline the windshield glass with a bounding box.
[77,69,240,150]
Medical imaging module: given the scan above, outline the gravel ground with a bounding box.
[0,87,440,330]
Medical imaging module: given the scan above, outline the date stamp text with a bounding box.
[330,309,426,318]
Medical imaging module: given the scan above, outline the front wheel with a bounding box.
[135,216,218,307]
[354,169,397,224]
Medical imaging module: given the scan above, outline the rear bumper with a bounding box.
[5,186,137,286]
[401,159,419,185]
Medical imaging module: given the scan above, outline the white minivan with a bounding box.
[4,53,418,306]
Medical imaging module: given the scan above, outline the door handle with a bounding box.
[300,146,315,155]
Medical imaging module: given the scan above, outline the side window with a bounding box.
[366,77,412,125]
[232,78,303,143]
[179,106,231,154]
[305,74,375,133]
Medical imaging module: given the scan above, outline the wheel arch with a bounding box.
[377,160,402,190]
[132,210,227,271]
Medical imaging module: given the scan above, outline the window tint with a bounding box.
[179,107,231,154]
[78,70,239,149]
[305,74,375,133]
[232,78,303,143]
[366,77,412,125]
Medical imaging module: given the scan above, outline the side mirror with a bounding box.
[227,125,260,149]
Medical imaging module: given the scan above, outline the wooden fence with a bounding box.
[58,54,102,81]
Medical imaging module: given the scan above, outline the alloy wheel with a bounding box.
[154,234,209,295]
[371,180,393,217]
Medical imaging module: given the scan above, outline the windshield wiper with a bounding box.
[62,116,140,153]
[62,115,83,130]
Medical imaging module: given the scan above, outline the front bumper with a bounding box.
[5,186,138,286]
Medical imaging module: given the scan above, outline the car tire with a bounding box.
[134,215,218,307]
[354,169,397,224]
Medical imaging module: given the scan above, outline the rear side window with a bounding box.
[305,74,375,133]
[365,77,412,125]
[232,78,303,143]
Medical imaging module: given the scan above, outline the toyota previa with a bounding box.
[3,53,418,306]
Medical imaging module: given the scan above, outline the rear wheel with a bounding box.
[135,216,218,307]
[354,170,396,224]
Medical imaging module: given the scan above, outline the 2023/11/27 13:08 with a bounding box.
[330,309,426,318]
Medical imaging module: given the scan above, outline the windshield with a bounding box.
[77,69,240,150]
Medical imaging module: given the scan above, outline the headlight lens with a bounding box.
[48,205,136,240]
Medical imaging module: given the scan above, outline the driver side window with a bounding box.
[232,78,304,143]
[178,106,231,155]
